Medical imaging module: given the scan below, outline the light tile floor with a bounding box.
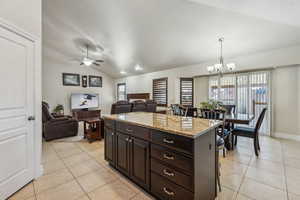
[8,136,300,200]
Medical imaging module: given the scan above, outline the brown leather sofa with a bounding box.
[110,100,157,114]
[111,100,132,114]
[132,100,147,112]
[42,102,78,141]
[145,100,157,112]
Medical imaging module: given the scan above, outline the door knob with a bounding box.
[28,116,35,121]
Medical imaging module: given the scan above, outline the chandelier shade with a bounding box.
[207,38,236,74]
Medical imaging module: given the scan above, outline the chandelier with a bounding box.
[207,38,236,74]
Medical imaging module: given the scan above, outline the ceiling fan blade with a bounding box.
[95,60,104,62]
[94,62,100,66]
[80,62,84,65]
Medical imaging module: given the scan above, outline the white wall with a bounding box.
[272,66,300,138]
[116,45,300,139]
[116,45,300,104]
[43,58,115,115]
[194,76,209,107]
[0,0,42,37]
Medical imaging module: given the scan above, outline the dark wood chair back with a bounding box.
[185,107,198,117]
[222,105,236,115]
[201,109,226,137]
[254,108,267,134]
[200,109,225,120]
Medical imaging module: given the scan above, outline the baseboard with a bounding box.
[273,132,300,142]
[35,164,44,179]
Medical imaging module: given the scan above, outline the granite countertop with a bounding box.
[102,112,222,138]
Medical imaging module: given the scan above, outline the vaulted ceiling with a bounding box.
[43,0,300,78]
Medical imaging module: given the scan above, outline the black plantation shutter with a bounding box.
[153,78,168,106]
[180,78,194,106]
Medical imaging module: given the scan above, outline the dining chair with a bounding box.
[222,104,236,115]
[185,107,198,117]
[231,108,267,156]
[171,104,182,115]
[200,109,230,157]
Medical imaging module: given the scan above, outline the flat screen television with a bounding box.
[71,93,99,110]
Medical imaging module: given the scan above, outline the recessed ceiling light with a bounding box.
[120,70,127,74]
[135,64,143,71]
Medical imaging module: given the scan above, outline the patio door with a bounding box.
[236,72,271,135]
[209,71,271,135]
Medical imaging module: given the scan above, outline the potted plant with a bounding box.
[53,104,64,115]
[200,100,224,110]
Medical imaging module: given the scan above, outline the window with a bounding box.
[208,71,270,135]
[180,78,194,106]
[117,83,126,101]
[153,78,168,106]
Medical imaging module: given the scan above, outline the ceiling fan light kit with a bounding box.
[82,57,93,66]
[134,64,143,71]
[80,45,104,66]
[207,37,236,75]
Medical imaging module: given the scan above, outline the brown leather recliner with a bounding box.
[42,102,78,141]
[132,100,147,112]
[111,100,132,114]
[145,100,157,112]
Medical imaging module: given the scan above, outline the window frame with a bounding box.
[117,83,126,101]
[152,77,168,107]
[180,77,194,107]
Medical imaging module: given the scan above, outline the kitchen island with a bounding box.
[103,112,221,200]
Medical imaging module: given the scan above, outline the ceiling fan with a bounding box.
[80,45,104,66]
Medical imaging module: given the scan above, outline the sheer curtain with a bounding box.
[208,71,271,135]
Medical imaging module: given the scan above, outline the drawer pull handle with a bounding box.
[163,153,174,160]
[163,138,174,144]
[163,187,175,196]
[125,137,129,141]
[126,128,133,132]
[163,169,175,177]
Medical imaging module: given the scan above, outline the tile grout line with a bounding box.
[53,142,94,200]
[57,141,122,200]
[233,154,252,200]
[43,142,91,199]
[280,140,290,200]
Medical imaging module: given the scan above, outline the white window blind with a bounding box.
[153,78,168,106]
[180,78,194,106]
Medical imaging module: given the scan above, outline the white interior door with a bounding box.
[0,25,35,200]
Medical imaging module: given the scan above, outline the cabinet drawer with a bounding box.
[151,172,194,200]
[151,158,193,191]
[104,119,115,129]
[116,121,150,140]
[151,144,193,173]
[150,129,193,155]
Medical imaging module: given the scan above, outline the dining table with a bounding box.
[225,113,255,125]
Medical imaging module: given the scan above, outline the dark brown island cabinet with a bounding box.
[103,112,221,200]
